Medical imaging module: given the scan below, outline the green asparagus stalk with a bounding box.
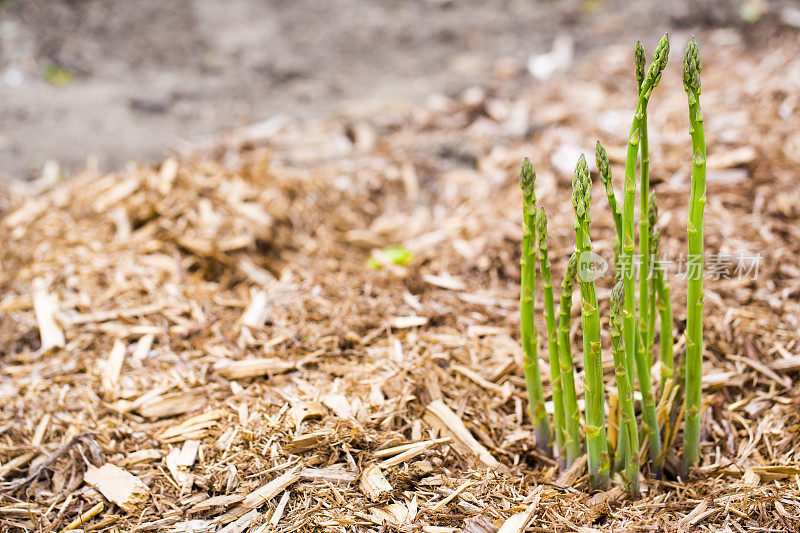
[653,228,675,395]
[597,139,636,472]
[610,282,640,494]
[647,196,659,354]
[638,40,654,396]
[681,38,706,476]
[635,42,648,325]
[536,208,567,465]
[557,252,581,466]
[614,41,647,475]
[595,141,622,279]
[520,158,552,453]
[572,154,609,490]
[623,34,669,472]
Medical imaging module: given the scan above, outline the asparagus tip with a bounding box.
[535,207,548,245]
[683,37,701,94]
[611,281,624,318]
[520,157,536,203]
[650,227,660,256]
[647,32,670,89]
[564,251,579,290]
[634,40,646,86]
[572,154,592,218]
[648,194,659,228]
[595,140,610,182]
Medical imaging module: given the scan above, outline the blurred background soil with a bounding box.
[0,0,796,178]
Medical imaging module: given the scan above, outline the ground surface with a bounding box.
[1,15,800,531]
[0,0,775,178]
[2,2,800,533]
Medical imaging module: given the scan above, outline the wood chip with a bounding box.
[287,401,325,429]
[556,455,587,486]
[370,502,409,526]
[187,494,245,514]
[706,146,756,170]
[360,465,393,500]
[585,486,625,521]
[322,393,354,419]
[770,355,800,372]
[497,487,541,533]
[218,509,259,533]
[83,463,149,513]
[270,491,291,526]
[138,391,207,419]
[423,273,466,291]
[286,430,330,454]
[101,339,127,398]
[376,438,451,468]
[132,333,155,363]
[216,358,294,379]
[33,283,65,352]
[299,465,357,485]
[241,468,301,509]
[240,290,270,327]
[118,449,163,467]
[157,410,225,441]
[728,354,792,388]
[423,400,502,471]
[175,440,200,467]
[678,500,709,527]
[389,316,428,329]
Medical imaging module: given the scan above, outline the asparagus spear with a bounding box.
[638,41,655,391]
[595,141,622,279]
[681,38,706,476]
[558,252,581,466]
[520,158,552,454]
[610,282,640,494]
[597,139,636,472]
[572,154,610,490]
[635,40,646,89]
[614,41,648,475]
[536,208,567,465]
[623,34,669,472]
[652,228,675,395]
[647,196,659,354]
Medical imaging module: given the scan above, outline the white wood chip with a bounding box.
[389,316,428,329]
[423,400,502,471]
[360,465,393,500]
[322,393,354,419]
[241,468,300,509]
[423,273,466,291]
[101,339,127,396]
[176,440,200,467]
[33,283,65,352]
[270,490,291,526]
[370,503,409,527]
[83,463,149,513]
[218,509,259,533]
[215,358,294,379]
[158,158,179,195]
[132,333,155,363]
[241,290,269,327]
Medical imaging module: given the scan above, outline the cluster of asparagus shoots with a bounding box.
[518,35,706,494]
